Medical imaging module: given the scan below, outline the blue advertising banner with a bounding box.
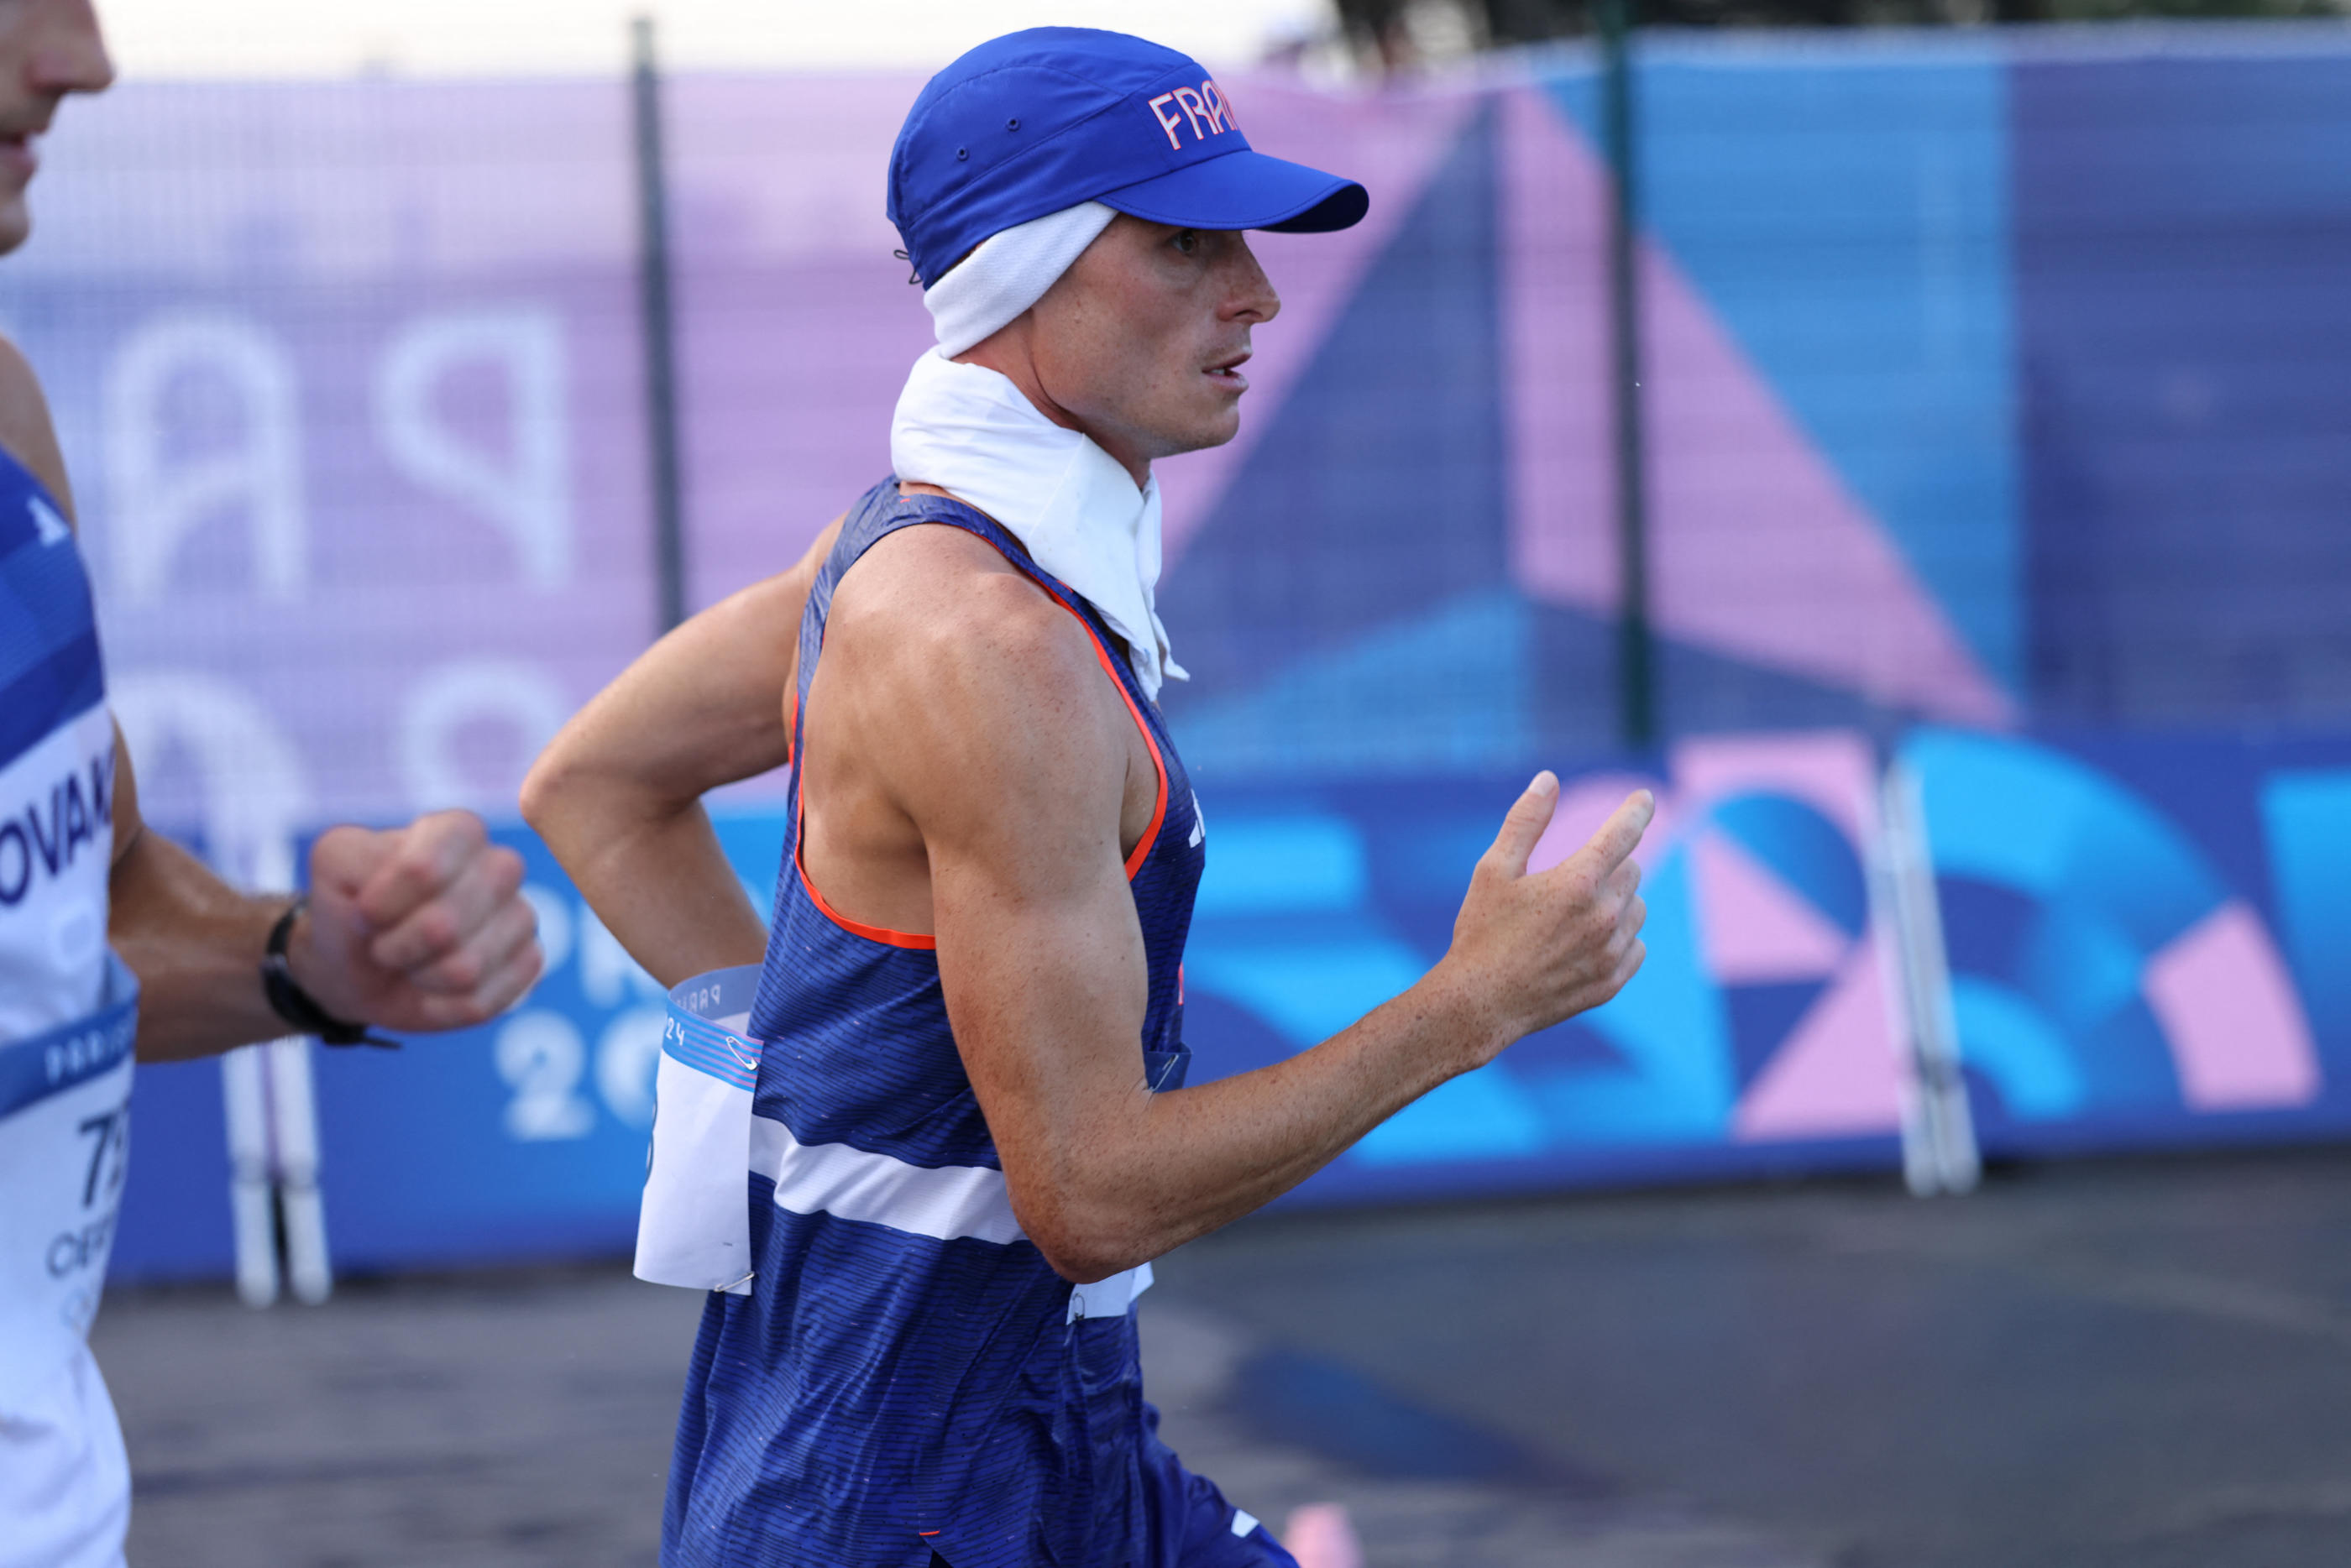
[1903,727,2351,1158]
[104,724,2351,1282]
[1186,732,1912,1206]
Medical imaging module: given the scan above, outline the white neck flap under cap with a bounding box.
[890,349,1187,699]
[923,201,1117,359]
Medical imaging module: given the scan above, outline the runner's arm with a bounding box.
[892,586,1652,1283]
[521,517,843,988]
[0,335,540,1062]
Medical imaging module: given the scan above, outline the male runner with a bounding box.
[525,28,1651,1568]
[1,5,544,1565]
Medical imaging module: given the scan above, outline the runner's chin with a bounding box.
[1163,391,1244,457]
[0,192,31,254]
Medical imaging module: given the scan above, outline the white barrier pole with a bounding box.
[1876,758,1980,1196]
[218,834,336,1306]
[218,1043,280,1307]
[267,1034,332,1304]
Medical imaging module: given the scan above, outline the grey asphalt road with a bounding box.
[91,1147,2351,1567]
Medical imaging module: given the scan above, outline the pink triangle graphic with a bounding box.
[1693,828,1853,985]
[1732,943,1903,1142]
[1500,86,1616,614]
[1159,82,1477,567]
[1500,87,2013,725]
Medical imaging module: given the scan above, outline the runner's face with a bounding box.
[0,0,112,255]
[1029,216,1280,474]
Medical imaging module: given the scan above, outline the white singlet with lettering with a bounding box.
[2,465,137,1568]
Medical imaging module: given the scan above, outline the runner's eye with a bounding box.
[1170,229,1200,255]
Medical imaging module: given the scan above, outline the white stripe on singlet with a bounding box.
[751,1112,1024,1243]
[746,1112,1152,1320]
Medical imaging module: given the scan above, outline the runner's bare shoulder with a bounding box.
[830,520,1097,697]
[0,333,75,522]
[823,520,1128,829]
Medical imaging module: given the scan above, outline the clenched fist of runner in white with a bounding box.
[294,811,542,1034]
[1433,773,1653,1066]
[108,750,546,1062]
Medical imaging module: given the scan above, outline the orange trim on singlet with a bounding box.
[791,684,940,951]
[794,844,939,950]
[789,523,1171,952]
[1041,592,1170,880]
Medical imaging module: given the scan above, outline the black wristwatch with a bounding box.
[262,897,398,1049]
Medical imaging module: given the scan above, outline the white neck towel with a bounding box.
[889,349,1187,700]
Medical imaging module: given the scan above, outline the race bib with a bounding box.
[0,954,138,1409]
[635,966,762,1294]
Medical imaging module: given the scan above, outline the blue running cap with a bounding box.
[888,27,1369,287]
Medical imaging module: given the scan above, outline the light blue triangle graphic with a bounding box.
[1542,46,2020,693]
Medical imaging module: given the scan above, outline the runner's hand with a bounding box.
[1437,774,1651,1061]
[291,810,542,1033]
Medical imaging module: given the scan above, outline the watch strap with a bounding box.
[262,897,398,1049]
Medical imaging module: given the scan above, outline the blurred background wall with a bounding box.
[40,13,2351,1280]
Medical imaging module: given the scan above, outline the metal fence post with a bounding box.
[1599,0,1654,750]
[632,14,688,637]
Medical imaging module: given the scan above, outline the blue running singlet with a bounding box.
[662,482,1292,1568]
